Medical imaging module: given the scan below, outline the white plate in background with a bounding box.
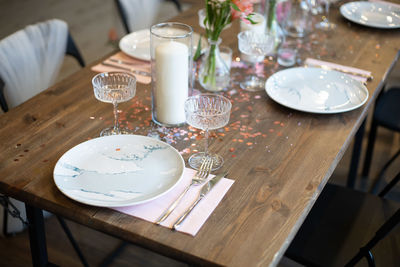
[265,67,369,114]
[119,29,207,61]
[340,1,400,29]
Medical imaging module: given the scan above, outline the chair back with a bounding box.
[0,19,82,112]
[0,20,85,234]
[115,0,162,33]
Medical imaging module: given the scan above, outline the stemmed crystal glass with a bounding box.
[92,72,136,136]
[238,31,274,92]
[185,94,232,171]
[315,0,336,30]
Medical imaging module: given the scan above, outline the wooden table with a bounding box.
[1,2,400,266]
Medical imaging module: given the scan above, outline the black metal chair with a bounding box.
[0,77,6,113]
[285,171,400,267]
[361,85,400,194]
[115,0,183,33]
[66,32,85,68]
[0,28,88,267]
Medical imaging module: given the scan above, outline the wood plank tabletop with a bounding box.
[1,2,400,266]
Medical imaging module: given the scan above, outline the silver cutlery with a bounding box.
[172,171,228,230]
[101,62,151,77]
[305,63,373,81]
[156,157,213,225]
[109,58,141,66]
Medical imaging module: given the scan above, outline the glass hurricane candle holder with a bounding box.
[150,22,193,127]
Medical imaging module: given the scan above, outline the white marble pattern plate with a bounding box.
[340,1,400,29]
[119,29,207,61]
[265,67,369,114]
[54,135,185,207]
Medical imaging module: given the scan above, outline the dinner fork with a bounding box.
[109,58,141,66]
[156,157,213,224]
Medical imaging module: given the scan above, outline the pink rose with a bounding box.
[231,0,254,21]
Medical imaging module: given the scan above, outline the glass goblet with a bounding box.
[315,0,336,31]
[185,94,232,171]
[238,31,274,92]
[92,72,136,136]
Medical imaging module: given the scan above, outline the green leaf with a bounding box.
[246,13,257,24]
[193,34,203,61]
[230,2,240,12]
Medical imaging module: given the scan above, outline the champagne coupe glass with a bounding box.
[92,72,136,136]
[315,0,336,30]
[238,31,274,92]
[185,94,232,171]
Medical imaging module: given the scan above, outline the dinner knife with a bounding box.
[101,62,151,77]
[172,171,228,230]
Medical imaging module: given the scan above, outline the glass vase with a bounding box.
[264,0,284,54]
[199,38,230,92]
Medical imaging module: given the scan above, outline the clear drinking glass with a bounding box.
[92,72,136,136]
[185,94,232,171]
[277,39,297,67]
[279,0,312,38]
[238,31,274,91]
[315,0,336,30]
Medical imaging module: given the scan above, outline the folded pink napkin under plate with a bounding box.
[113,168,234,236]
[91,51,151,84]
[305,58,372,84]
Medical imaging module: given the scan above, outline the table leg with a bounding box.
[346,119,366,188]
[25,204,58,267]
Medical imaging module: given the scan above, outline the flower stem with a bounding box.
[202,42,217,86]
[266,0,276,31]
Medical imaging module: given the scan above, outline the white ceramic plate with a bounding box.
[54,135,185,207]
[119,29,207,61]
[265,67,369,114]
[340,1,400,29]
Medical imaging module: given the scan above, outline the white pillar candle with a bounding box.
[155,41,188,125]
[240,12,266,63]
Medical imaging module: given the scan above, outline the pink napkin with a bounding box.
[91,51,151,84]
[369,0,400,8]
[113,168,234,236]
[305,58,372,84]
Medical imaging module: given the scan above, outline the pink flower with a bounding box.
[231,0,254,22]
